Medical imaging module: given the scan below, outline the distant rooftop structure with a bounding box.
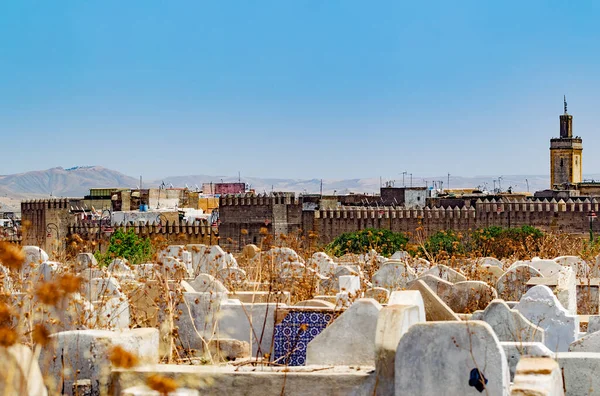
[202,182,246,195]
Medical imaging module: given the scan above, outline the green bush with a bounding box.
[471,225,544,257]
[326,228,409,257]
[94,229,153,266]
[421,230,465,257]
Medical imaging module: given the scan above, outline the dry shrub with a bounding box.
[147,374,178,394]
[32,324,51,346]
[109,345,139,369]
[0,241,25,271]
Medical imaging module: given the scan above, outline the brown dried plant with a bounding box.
[109,345,139,369]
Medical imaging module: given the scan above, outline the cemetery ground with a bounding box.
[2,226,600,395]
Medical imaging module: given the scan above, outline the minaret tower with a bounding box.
[550,96,582,189]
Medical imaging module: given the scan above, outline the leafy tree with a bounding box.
[326,228,409,257]
[94,229,153,266]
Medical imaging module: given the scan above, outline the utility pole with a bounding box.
[525,178,529,192]
[410,173,413,187]
[447,173,450,190]
[402,171,407,187]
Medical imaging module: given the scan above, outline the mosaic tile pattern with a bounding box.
[273,310,333,366]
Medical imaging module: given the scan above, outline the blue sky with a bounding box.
[1,1,600,180]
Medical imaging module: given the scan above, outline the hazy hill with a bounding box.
[0,166,138,197]
[4,165,600,202]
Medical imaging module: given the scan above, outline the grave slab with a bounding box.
[510,357,564,396]
[515,285,578,352]
[395,321,510,395]
[306,299,382,366]
[408,280,460,321]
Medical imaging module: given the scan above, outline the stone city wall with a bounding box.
[219,194,600,251]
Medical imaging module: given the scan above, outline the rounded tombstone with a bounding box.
[479,264,504,285]
[449,280,498,313]
[75,253,98,273]
[477,257,504,269]
[108,258,132,273]
[242,244,260,260]
[421,264,467,284]
[278,261,307,279]
[364,287,390,304]
[510,259,561,278]
[216,267,247,289]
[262,247,304,267]
[22,245,49,266]
[408,257,432,275]
[309,252,337,276]
[554,255,590,278]
[391,251,411,261]
[372,262,417,291]
[189,273,228,294]
[35,261,59,283]
[162,257,189,280]
[319,265,359,294]
[21,246,50,280]
[496,264,543,301]
[199,245,238,275]
[134,263,159,280]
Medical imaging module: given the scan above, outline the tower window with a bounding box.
[560,158,563,167]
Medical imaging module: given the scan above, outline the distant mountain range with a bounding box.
[3,166,600,205]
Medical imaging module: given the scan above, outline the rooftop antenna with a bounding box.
[564,95,568,115]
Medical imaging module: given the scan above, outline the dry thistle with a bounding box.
[109,345,139,369]
[0,327,17,347]
[35,281,62,306]
[32,324,51,346]
[147,374,178,394]
[58,274,82,294]
[0,303,13,325]
[0,242,25,271]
